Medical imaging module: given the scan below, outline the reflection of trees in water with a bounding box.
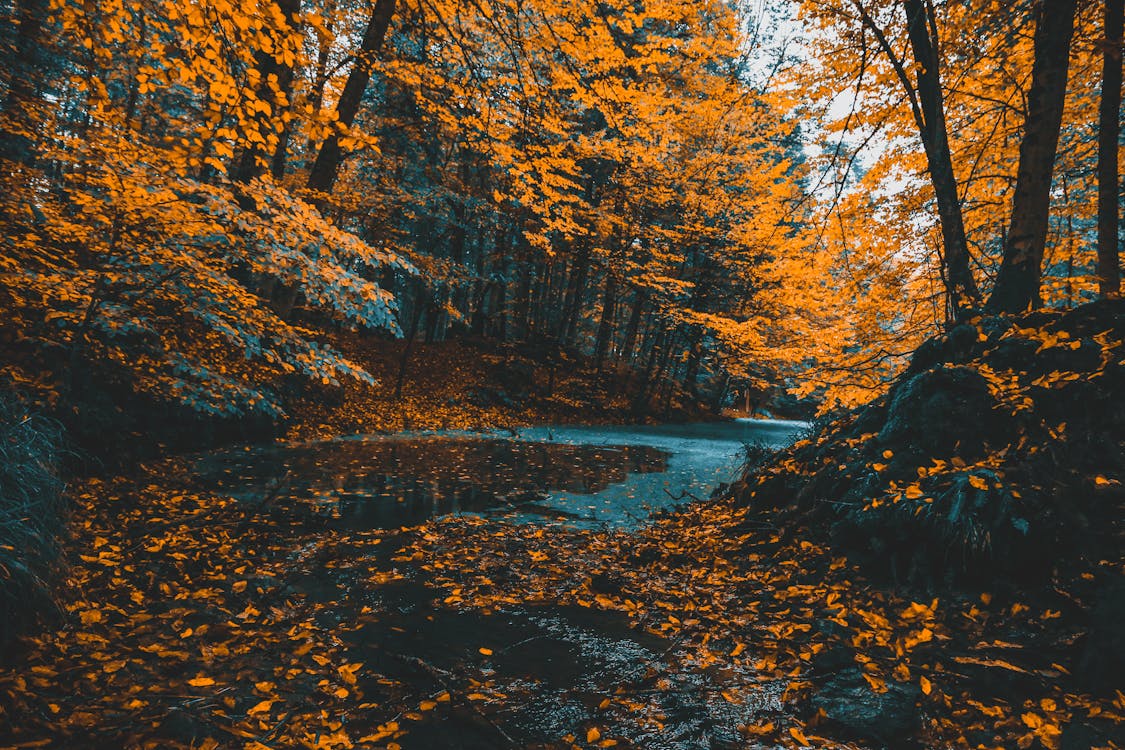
[195,438,669,528]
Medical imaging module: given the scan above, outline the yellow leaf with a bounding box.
[188,677,215,687]
[419,700,437,711]
[586,727,601,743]
[919,676,932,695]
[789,726,810,746]
[479,647,493,656]
[862,673,887,693]
[248,699,274,716]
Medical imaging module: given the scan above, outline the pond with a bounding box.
[191,418,808,530]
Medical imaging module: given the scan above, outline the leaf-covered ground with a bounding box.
[3,303,1122,749]
[281,336,716,442]
[2,455,1121,749]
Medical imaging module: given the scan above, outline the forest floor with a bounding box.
[280,334,718,442]
[2,456,1121,749]
[2,305,1122,749]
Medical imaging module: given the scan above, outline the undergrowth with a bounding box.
[0,393,67,651]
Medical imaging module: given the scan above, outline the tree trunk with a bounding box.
[494,280,507,340]
[683,327,704,395]
[560,246,590,346]
[232,0,301,185]
[632,327,665,411]
[269,0,302,180]
[394,280,425,400]
[1099,0,1123,298]
[306,0,396,197]
[594,272,618,373]
[512,260,532,340]
[986,0,1079,313]
[620,290,645,367]
[902,0,981,319]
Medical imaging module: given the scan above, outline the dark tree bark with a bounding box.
[1098,0,1123,298]
[619,290,645,367]
[901,0,981,318]
[232,0,302,191]
[512,260,532,340]
[269,0,302,179]
[306,0,397,196]
[394,279,426,400]
[683,327,704,395]
[594,271,618,372]
[560,246,590,346]
[987,0,1079,313]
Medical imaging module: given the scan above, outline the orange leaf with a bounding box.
[248,699,274,716]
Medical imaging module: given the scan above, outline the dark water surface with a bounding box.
[191,419,807,530]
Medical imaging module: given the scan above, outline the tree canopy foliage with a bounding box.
[0,0,1121,416]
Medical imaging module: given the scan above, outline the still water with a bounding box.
[192,419,807,529]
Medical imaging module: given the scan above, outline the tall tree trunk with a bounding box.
[1099,0,1124,298]
[683,327,704,395]
[307,7,334,151]
[512,259,532,340]
[394,280,425,400]
[633,326,665,411]
[269,0,301,180]
[306,0,396,197]
[902,0,981,319]
[529,259,550,337]
[231,0,301,200]
[560,246,590,346]
[594,272,618,373]
[619,290,645,367]
[232,0,301,184]
[494,280,507,340]
[987,0,1079,313]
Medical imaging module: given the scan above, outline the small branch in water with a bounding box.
[662,488,702,503]
[390,652,519,748]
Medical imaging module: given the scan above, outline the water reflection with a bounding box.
[192,436,670,529]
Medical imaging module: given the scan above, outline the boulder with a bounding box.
[810,667,921,748]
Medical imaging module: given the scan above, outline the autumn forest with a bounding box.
[1,0,1123,747]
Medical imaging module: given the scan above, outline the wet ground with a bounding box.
[182,419,808,748]
[191,419,808,530]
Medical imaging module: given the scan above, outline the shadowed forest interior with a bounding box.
[0,0,1123,748]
